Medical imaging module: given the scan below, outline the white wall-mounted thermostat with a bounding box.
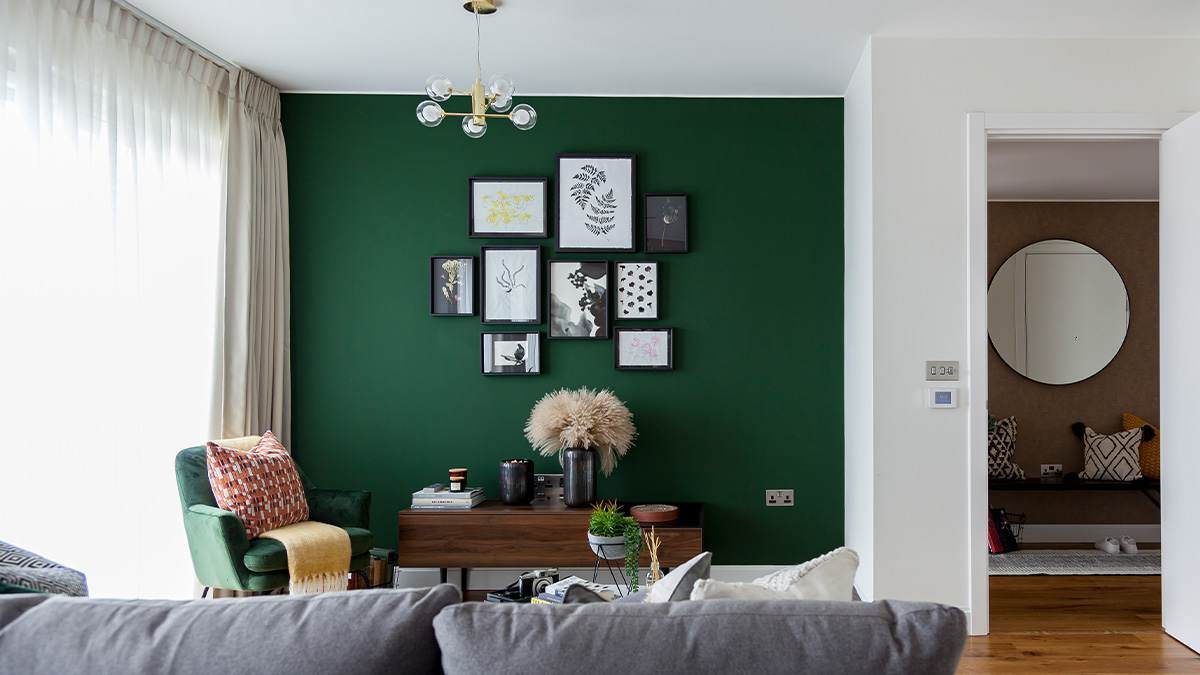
[927,387,958,409]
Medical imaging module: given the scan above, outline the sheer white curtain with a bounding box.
[0,0,228,599]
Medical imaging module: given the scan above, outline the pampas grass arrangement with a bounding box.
[524,387,636,476]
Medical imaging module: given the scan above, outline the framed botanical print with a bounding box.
[482,332,542,375]
[614,327,674,370]
[468,177,548,238]
[481,246,541,324]
[430,255,475,316]
[644,193,688,253]
[614,260,658,320]
[555,153,636,253]
[548,260,609,339]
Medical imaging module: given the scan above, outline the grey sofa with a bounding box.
[0,584,967,675]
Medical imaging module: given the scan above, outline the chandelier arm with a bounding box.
[440,111,513,120]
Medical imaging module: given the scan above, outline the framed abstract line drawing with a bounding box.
[555,153,636,253]
[614,260,658,320]
[614,327,674,370]
[481,332,542,375]
[548,260,609,339]
[480,246,541,324]
[468,177,548,238]
[644,193,688,253]
[430,255,475,316]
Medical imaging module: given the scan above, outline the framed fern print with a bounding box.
[555,153,636,253]
[468,177,548,238]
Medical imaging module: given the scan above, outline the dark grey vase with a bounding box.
[499,459,535,505]
[562,447,598,507]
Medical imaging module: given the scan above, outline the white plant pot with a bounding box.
[588,533,626,560]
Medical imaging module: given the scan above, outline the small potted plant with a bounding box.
[588,500,643,593]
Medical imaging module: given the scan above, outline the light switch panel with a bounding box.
[926,361,959,381]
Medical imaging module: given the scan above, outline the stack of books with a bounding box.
[530,576,616,604]
[410,484,484,510]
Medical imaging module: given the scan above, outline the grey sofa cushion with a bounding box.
[0,584,460,675]
[434,598,966,675]
[0,593,52,630]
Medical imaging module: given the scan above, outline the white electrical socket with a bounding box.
[766,489,794,507]
[1040,464,1063,478]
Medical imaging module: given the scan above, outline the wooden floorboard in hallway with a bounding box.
[958,576,1200,674]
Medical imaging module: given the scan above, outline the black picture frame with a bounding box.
[644,193,688,253]
[468,177,549,239]
[480,245,542,325]
[482,332,542,375]
[614,327,674,370]
[614,260,659,321]
[548,260,610,339]
[555,153,636,253]
[430,255,476,316]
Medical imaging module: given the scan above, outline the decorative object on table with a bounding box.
[644,551,712,603]
[1072,422,1143,482]
[415,1,537,138]
[481,331,542,375]
[615,261,659,320]
[689,547,859,602]
[411,485,484,509]
[468,178,548,238]
[448,468,468,492]
[1122,413,1160,479]
[480,245,541,324]
[548,260,609,339]
[531,473,564,505]
[524,387,637,506]
[642,526,663,587]
[555,153,636,253]
[499,459,536,505]
[485,567,559,603]
[631,504,678,524]
[614,327,674,370]
[430,256,475,316]
[986,415,1025,480]
[644,193,688,253]
[587,500,644,594]
[561,447,597,508]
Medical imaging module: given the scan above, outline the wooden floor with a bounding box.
[958,576,1200,673]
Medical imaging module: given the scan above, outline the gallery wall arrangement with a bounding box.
[282,95,844,563]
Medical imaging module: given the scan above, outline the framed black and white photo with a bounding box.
[615,260,658,320]
[556,154,636,253]
[548,260,609,339]
[481,246,541,324]
[468,178,548,238]
[430,256,475,316]
[614,327,674,370]
[482,332,542,375]
[644,193,688,253]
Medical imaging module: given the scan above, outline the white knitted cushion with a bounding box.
[690,547,859,602]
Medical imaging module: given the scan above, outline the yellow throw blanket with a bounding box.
[259,521,351,595]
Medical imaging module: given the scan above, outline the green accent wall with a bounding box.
[282,94,844,565]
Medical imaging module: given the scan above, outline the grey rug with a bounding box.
[989,549,1161,575]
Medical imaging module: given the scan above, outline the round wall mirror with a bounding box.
[988,239,1129,385]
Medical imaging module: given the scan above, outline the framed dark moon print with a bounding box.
[481,246,542,324]
[556,154,636,253]
[644,193,687,253]
[481,332,542,375]
[614,327,674,370]
[430,256,475,316]
[614,261,658,320]
[548,260,609,339]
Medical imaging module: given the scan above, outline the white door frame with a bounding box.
[965,112,1188,636]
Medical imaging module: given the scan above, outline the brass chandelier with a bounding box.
[415,1,537,138]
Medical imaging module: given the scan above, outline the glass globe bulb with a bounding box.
[462,116,487,138]
[487,73,515,99]
[425,75,453,102]
[510,104,537,131]
[491,93,512,113]
[416,100,444,127]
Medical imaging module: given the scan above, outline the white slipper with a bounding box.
[1120,536,1138,554]
[1095,537,1120,554]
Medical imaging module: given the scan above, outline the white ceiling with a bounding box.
[126,0,1200,96]
[988,140,1160,201]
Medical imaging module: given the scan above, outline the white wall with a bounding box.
[843,40,875,602]
[852,37,1200,610]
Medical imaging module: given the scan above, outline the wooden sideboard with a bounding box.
[396,501,703,577]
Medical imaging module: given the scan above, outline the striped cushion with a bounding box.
[206,431,309,540]
[1080,426,1143,482]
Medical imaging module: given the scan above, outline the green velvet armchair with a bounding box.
[175,445,374,594]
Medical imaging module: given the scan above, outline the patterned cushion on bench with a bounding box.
[0,541,88,597]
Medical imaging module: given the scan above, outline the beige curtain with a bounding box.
[214,70,292,447]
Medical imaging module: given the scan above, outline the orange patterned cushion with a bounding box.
[206,431,309,539]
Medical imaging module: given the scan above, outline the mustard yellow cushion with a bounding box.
[1123,413,1159,479]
